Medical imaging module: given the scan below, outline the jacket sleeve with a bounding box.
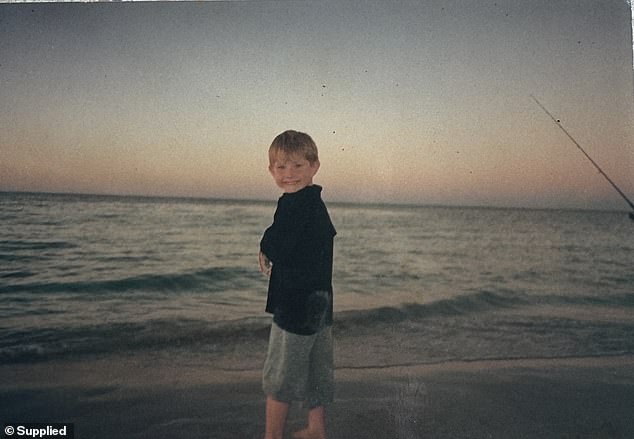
[260,194,311,265]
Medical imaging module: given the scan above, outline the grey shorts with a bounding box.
[262,322,334,408]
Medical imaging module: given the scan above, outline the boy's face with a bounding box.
[269,153,320,193]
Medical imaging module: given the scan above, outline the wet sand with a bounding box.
[1,354,633,439]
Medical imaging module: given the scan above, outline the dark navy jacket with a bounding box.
[260,185,336,335]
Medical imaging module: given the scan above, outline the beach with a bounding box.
[2,352,633,439]
[2,193,634,438]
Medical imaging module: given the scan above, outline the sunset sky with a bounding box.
[1,0,633,210]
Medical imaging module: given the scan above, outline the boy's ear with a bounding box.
[311,159,320,175]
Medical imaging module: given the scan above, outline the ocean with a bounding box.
[1,191,633,368]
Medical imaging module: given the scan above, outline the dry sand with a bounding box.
[1,353,633,439]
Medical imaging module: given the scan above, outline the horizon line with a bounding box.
[1,189,630,215]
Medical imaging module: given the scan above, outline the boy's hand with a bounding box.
[258,251,272,277]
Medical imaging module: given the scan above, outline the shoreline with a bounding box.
[2,353,633,438]
[3,352,634,388]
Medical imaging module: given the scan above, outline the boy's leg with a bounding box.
[262,323,313,438]
[292,406,326,439]
[264,395,289,439]
[293,325,333,439]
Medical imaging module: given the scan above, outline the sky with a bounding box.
[1,0,633,210]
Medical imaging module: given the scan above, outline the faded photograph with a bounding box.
[1,1,633,438]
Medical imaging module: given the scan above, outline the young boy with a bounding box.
[259,130,337,439]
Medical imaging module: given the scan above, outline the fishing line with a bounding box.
[530,94,634,221]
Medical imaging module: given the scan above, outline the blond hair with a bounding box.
[268,130,319,165]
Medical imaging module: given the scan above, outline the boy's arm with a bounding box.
[260,195,311,265]
[258,251,272,277]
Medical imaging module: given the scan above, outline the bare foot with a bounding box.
[292,428,326,439]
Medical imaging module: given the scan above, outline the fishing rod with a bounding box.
[530,95,634,222]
